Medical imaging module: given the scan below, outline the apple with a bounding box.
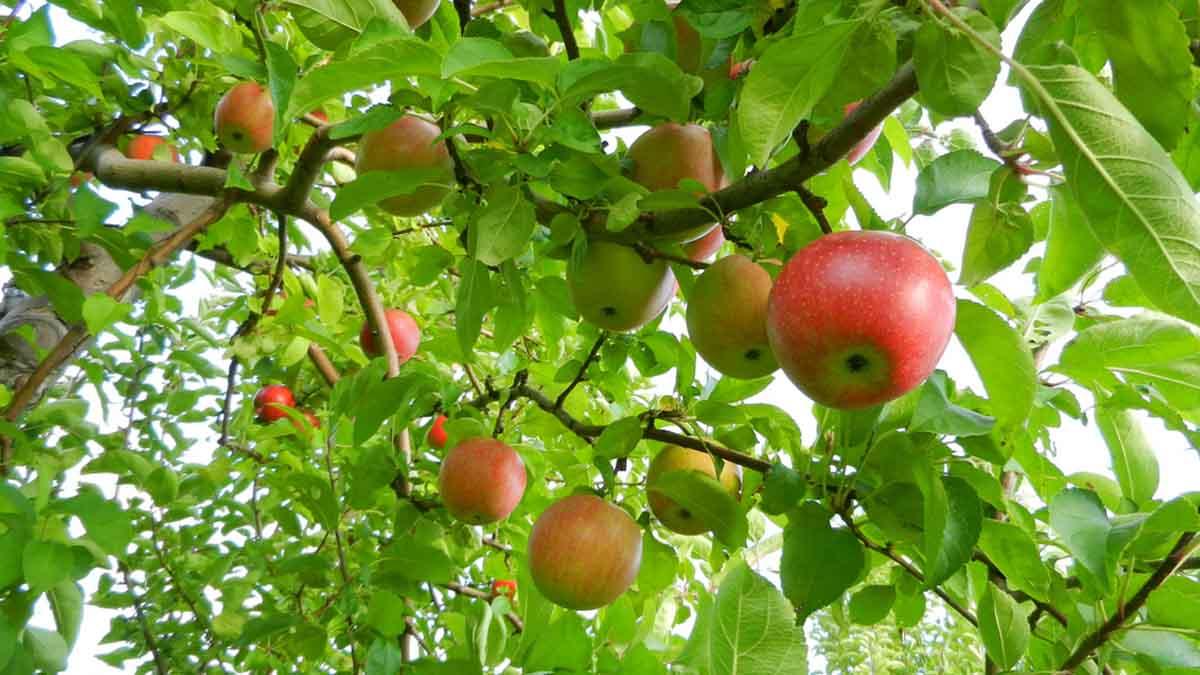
[646,445,740,535]
[686,254,778,379]
[842,101,883,166]
[125,135,179,162]
[354,115,454,216]
[491,579,517,600]
[528,494,642,610]
[359,308,421,364]
[438,438,526,524]
[292,410,321,433]
[729,58,753,80]
[214,82,275,154]
[310,109,329,124]
[684,225,724,262]
[766,231,954,409]
[254,384,295,423]
[627,123,725,242]
[427,415,448,449]
[393,0,440,29]
[568,241,675,332]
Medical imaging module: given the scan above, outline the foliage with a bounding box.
[0,0,1199,673]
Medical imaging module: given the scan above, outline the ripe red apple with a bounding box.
[627,123,725,242]
[355,115,454,216]
[254,384,295,423]
[393,0,440,29]
[528,494,642,610]
[291,410,321,433]
[686,254,778,379]
[568,241,675,332]
[310,109,329,124]
[125,135,179,162]
[843,101,883,166]
[491,579,517,600]
[684,225,724,262]
[766,231,954,409]
[437,438,526,524]
[427,415,448,449]
[359,308,421,364]
[647,445,740,534]
[214,82,275,154]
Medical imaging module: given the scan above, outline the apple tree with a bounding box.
[1,0,1199,672]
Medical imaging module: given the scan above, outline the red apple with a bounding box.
[842,101,883,166]
[528,494,642,610]
[393,0,440,29]
[684,225,724,262]
[214,82,275,154]
[125,135,179,162]
[627,123,726,242]
[355,115,454,216]
[437,438,526,524]
[766,231,954,409]
[310,109,329,124]
[254,384,295,423]
[359,308,421,364]
[427,415,448,449]
[729,58,754,80]
[491,579,517,600]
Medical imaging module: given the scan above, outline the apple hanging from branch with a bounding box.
[437,438,527,524]
[528,494,642,610]
[359,308,421,364]
[214,82,275,154]
[646,445,740,535]
[686,254,778,379]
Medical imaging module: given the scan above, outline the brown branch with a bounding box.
[323,440,361,674]
[453,0,472,30]
[629,242,710,269]
[550,0,580,60]
[555,332,606,408]
[470,0,511,16]
[591,107,641,130]
[796,186,833,235]
[190,243,315,274]
[308,345,341,386]
[1059,532,1199,672]
[121,565,169,675]
[493,370,528,437]
[440,582,524,632]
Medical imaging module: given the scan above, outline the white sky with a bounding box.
[1,0,1196,672]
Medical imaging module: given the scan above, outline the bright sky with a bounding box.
[2,0,1197,672]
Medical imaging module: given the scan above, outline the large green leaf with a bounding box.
[1036,184,1104,302]
[285,0,411,50]
[919,475,983,587]
[954,300,1036,427]
[913,8,1002,117]
[978,582,1030,670]
[648,470,747,548]
[780,503,865,619]
[287,38,441,118]
[558,53,701,123]
[1048,488,1112,592]
[912,150,999,215]
[470,184,537,266]
[1023,64,1200,327]
[977,520,1051,602]
[1095,406,1159,506]
[678,561,807,674]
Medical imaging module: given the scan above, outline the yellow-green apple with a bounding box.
[686,254,777,379]
[568,241,675,331]
[438,438,526,524]
[766,231,954,409]
[214,82,275,154]
[427,414,448,449]
[359,308,421,364]
[627,123,725,242]
[528,494,642,609]
[354,115,454,216]
[646,445,740,534]
[253,384,295,423]
[125,135,179,162]
[394,0,440,29]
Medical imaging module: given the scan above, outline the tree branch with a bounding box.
[555,332,606,408]
[121,565,169,675]
[440,582,524,632]
[591,107,642,130]
[493,370,528,437]
[550,0,580,60]
[1059,532,1199,672]
[796,186,833,235]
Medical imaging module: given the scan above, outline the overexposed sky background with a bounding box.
[1,0,1197,672]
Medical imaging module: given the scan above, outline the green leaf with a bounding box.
[367,590,408,638]
[265,40,298,144]
[913,8,1002,117]
[523,613,592,672]
[443,38,560,88]
[1118,628,1200,670]
[471,184,536,266]
[1024,63,1200,327]
[22,626,68,673]
[286,473,340,531]
[1095,406,1159,506]
[960,201,1034,287]
[81,294,131,335]
[1147,576,1200,629]
[378,541,455,585]
[1059,317,1200,411]
[678,560,808,675]
[61,489,132,556]
[48,581,83,649]
[1048,488,1111,592]
[977,520,1051,602]
[592,416,643,459]
[455,259,495,357]
[760,464,806,516]
[780,503,865,619]
[0,156,47,188]
[287,38,441,118]
[677,0,755,39]
[158,11,240,54]
[848,585,896,626]
[649,470,747,548]
[559,53,701,123]
[910,372,995,437]
[920,475,983,587]
[978,582,1030,670]
[1036,184,1105,301]
[737,21,858,166]
[912,150,999,215]
[22,541,73,592]
[365,637,404,675]
[331,168,450,220]
[285,0,410,50]
[21,46,104,99]
[1086,0,1192,150]
[954,300,1036,427]
[0,614,16,671]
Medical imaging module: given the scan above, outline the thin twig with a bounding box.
[440,583,524,632]
[121,565,169,675]
[631,242,710,270]
[550,0,580,59]
[555,332,606,409]
[323,439,362,674]
[796,186,833,235]
[307,345,341,386]
[470,0,511,16]
[453,0,472,30]
[493,370,528,437]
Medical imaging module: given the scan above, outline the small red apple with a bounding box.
[438,438,526,524]
[842,101,883,166]
[627,123,726,242]
[491,579,517,600]
[254,384,295,423]
[354,115,454,216]
[214,82,275,154]
[528,494,642,610]
[427,415,448,449]
[359,308,421,364]
[766,231,954,409]
[125,135,179,162]
[684,226,724,262]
